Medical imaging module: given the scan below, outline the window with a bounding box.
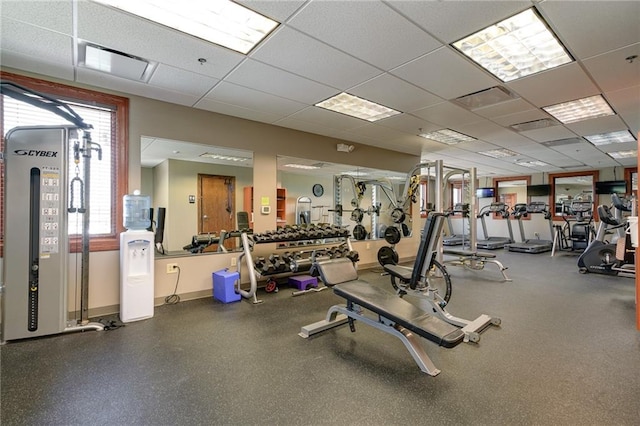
[1,72,128,251]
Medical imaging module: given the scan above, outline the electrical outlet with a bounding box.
[366,242,371,250]
[230,257,237,267]
[166,263,178,274]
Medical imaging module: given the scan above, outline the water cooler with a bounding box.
[120,191,154,323]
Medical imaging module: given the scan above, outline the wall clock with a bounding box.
[312,183,324,197]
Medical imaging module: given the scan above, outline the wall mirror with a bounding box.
[494,176,531,214]
[141,136,253,256]
[549,171,596,217]
[276,156,410,242]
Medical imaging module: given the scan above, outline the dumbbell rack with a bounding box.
[237,224,357,303]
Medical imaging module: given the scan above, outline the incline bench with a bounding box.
[299,257,465,376]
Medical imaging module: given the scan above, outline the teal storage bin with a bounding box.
[213,269,241,303]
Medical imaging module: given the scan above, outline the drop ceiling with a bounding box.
[1,0,638,177]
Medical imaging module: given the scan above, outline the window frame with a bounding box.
[1,71,129,252]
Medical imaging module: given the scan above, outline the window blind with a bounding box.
[3,97,114,235]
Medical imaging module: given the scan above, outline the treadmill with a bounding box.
[507,201,554,254]
[442,203,470,246]
[476,202,514,250]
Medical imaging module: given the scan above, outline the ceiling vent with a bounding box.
[78,42,156,82]
[510,118,559,132]
[541,137,585,147]
[454,86,519,109]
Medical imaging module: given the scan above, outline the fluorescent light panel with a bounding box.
[91,0,278,54]
[200,153,249,162]
[542,95,615,124]
[479,148,519,158]
[585,130,635,146]
[452,8,572,82]
[315,93,401,122]
[517,160,548,167]
[608,150,637,159]
[284,164,319,170]
[419,129,476,145]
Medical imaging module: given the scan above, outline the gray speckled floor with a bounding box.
[2,250,639,425]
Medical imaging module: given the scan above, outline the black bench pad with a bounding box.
[382,264,413,281]
[443,248,497,259]
[332,281,465,348]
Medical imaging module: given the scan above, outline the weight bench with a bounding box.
[299,258,465,376]
[443,248,511,282]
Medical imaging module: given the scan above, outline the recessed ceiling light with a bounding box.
[516,160,548,167]
[284,164,319,170]
[608,150,637,159]
[315,93,401,122]
[479,148,519,158]
[91,0,278,54]
[585,130,635,146]
[452,8,572,82]
[199,153,250,162]
[418,129,476,145]
[542,95,615,124]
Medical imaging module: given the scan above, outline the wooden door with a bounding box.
[198,174,235,251]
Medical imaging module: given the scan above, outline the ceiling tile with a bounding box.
[149,64,219,98]
[202,81,306,116]
[236,0,306,22]
[388,0,530,44]
[518,126,577,143]
[194,98,284,124]
[565,115,628,137]
[0,19,73,66]
[583,43,640,93]
[539,0,640,59]
[76,68,204,107]
[287,1,442,70]
[0,51,74,81]
[376,114,440,136]
[411,102,484,128]
[391,47,500,100]
[1,0,72,34]
[250,26,381,90]
[349,73,442,113]
[506,63,599,108]
[287,106,369,131]
[605,86,640,135]
[472,98,536,119]
[226,59,337,104]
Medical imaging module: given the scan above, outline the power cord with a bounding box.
[164,265,181,305]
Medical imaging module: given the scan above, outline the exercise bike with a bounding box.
[577,194,635,276]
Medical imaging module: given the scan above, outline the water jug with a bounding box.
[123,190,151,230]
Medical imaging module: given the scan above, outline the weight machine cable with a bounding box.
[164,266,181,305]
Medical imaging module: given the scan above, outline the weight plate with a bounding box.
[377,246,398,266]
[351,208,364,223]
[353,224,367,240]
[391,208,406,224]
[401,223,410,237]
[384,226,401,245]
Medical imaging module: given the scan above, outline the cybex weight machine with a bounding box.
[1,81,104,342]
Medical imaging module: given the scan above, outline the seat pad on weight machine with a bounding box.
[332,281,465,348]
[383,264,413,281]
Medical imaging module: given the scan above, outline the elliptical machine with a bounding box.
[577,194,635,276]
